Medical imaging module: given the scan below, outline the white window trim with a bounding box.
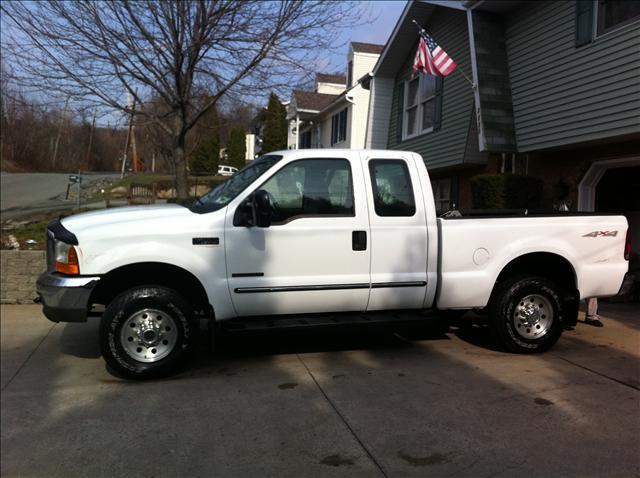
[403,76,435,140]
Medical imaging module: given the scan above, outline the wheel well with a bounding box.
[90,262,210,313]
[496,252,577,293]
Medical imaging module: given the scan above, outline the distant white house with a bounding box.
[286,42,383,150]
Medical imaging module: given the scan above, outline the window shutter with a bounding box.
[575,0,594,47]
[434,76,444,131]
[395,82,404,144]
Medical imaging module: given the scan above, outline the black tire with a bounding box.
[99,286,196,379]
[489,275,564,353]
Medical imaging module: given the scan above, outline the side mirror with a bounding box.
[252,189,271,228]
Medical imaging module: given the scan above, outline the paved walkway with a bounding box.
[1,303,639,477]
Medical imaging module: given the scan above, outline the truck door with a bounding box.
[363,155,429,310]
[224,156,371,317]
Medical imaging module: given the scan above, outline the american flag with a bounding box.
[412,30,457,77]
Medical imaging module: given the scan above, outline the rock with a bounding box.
[157,188,176,199]
[109,186,128,198]
[190,185,211,196]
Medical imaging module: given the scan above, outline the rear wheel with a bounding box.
[99,286,196,379]
[489,275,564,353]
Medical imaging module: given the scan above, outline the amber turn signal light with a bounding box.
[55,246,79,275]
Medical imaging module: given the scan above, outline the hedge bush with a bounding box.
[471,174,543,209]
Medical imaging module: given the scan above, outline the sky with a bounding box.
[327,0,407,71]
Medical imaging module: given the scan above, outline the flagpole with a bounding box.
[411,19,476,89]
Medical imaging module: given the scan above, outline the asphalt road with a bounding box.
[0,172,119,219]
[1,303,639,478]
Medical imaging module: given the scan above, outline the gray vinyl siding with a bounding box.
[505,1,640,152]
[387,8,475,170]
[366,77,395,149]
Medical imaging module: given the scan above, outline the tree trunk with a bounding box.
[174,136,189,201]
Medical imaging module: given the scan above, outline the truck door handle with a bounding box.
[352,231,367,251]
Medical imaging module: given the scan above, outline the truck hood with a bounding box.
[61,204,195,237]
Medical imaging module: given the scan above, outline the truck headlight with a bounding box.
[54,241,79,275]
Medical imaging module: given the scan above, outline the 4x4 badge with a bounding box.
[582,230,618,237]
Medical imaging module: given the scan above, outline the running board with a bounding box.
[219,310,438,333]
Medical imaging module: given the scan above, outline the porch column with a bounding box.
[295,113,300,150]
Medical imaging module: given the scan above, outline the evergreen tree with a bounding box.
[190,102,219,173]
[190,134,219,173]
[261,93,287,153]
[227,127,246,169]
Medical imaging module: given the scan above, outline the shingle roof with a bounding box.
[293,90,340,111]
[316,73,346,85]
[351,42,384,54]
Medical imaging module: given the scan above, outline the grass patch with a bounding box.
[1,208,94,250]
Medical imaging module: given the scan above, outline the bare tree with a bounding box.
[2,0,367,198]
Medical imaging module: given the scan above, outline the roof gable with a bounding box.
[316,73,346,85]
[351,42,384,54]
[292,90,339,112]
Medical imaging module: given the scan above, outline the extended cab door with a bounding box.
[362,154,429,310]
[224,155,371,317]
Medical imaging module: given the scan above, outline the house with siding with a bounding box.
[287,42,383,150]
[365,0,640,220]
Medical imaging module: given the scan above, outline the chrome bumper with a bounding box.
[36,272,100,323]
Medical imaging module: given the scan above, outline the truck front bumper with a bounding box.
[36,272,100,323]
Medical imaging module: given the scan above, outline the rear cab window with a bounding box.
[368,159,416,217]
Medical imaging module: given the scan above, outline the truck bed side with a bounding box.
[436,215,629,309]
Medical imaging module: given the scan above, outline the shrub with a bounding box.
[471,174,543,209]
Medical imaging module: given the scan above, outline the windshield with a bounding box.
[190,154,282,213]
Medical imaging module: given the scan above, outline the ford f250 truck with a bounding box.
[36,150,630,378]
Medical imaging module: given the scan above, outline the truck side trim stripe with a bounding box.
[234,281,426,294]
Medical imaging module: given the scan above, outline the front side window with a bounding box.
[331,108,347,145]
[193,154,282,212]
[597,0,640,35]
[404,74,437,139]
[369,160,416,217]
[261,159,354,224]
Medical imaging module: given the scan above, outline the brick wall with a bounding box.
[1,251,46,304]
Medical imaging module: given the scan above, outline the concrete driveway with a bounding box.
[1,303,639,477]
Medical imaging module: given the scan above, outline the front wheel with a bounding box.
[99,286,196,379]
[489,275,564,353]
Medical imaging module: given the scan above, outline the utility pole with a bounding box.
[51,97,70,170]
[120,92,137,179]
[84,109,97,170]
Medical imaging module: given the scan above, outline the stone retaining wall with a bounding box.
[1,251,46,304]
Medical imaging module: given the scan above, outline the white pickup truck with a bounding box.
[36,149,630,378]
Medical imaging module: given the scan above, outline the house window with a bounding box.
[404,74,437,139]
[331,108,347,145]
[597,0,640,35]
[300,130,312,149]
[432,178,452,212]
[577,0,640,46]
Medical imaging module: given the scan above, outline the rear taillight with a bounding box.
[624,229,631,261]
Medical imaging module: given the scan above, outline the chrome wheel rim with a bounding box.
[513,294,553,340]
[120,308,178,362]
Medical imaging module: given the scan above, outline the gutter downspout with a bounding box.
[465,6,486,152]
